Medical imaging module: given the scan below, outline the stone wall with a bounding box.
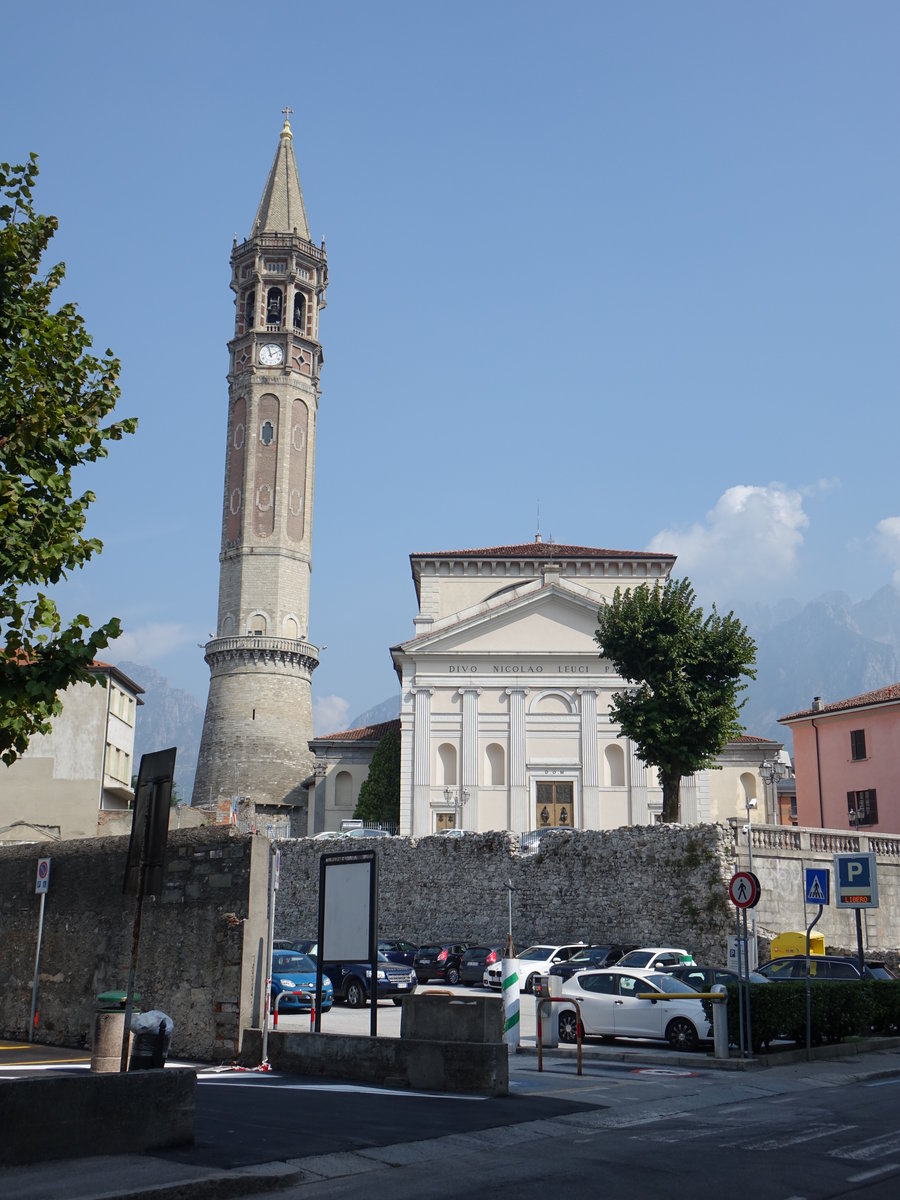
[0,828,268,1061]
[275,824,738,961]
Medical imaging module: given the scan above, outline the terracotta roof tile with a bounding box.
[779,683,900,723]
[312,718,400,744]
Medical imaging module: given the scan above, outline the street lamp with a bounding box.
[759,758,788,825]
[443,786,469,830]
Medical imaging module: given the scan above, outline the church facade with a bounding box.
[193,115,326,818]
[390,540,682,837]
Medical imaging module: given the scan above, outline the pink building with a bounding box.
[779,684,900,834]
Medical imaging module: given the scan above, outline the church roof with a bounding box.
[310,719,400,746]
[252,115,311,240]
[410,541,675,562]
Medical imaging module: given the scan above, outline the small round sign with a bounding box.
[729,870,761,909]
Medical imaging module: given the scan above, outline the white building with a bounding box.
[0,662,143,842]
[306,539,784,838]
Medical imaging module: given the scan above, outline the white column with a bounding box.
[630,745,651,825]
[578,689,599,829]
[507,688,528,832]
[411,688,433,835]
[459,687,481,828]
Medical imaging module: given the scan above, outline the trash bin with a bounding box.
[128,1010,174,1070]
[91,991,139,1074]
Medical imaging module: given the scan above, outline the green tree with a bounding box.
[594,578,757,823]
[0,155,137,764]
[354,726,401,826]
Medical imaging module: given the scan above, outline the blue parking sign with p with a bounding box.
[834,852,878,909]
[805,868,829,906]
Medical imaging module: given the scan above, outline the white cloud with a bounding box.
[647,484,809,602]
[874,516,900,587]
[314,695,350,736]
[109,622,199,662]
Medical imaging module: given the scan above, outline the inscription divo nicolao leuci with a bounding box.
[447,664,590,674]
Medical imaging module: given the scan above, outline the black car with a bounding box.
[662,964,770,990]
[459,945,503,985]
[314,951,418,1007]
[548,944,634,982]
[413,942,469,985]
[757,955,895,982]
[378,939,418,966]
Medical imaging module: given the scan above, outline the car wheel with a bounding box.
[558,1010,579,1044]
[666,1016,699,1052]
[345,978,368,1008]
[524,973,537,995]
[446,966,460,986]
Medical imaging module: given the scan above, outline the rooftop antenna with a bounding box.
[535,501,542,545]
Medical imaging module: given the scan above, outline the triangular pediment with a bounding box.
[398,583,605,658]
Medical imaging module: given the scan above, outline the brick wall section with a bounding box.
[275,825,738,960]
[0,828,268,1062]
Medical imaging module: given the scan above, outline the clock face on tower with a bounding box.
[259,343,283,366]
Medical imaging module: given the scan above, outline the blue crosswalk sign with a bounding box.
[805,868,829,906]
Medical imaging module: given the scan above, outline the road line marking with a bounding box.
[846,1164,899,1182]
[832,1133,900,1161]
[741,1123,855,1151]
[865,1078,900,1087]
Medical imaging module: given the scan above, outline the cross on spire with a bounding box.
[282,105,293,125]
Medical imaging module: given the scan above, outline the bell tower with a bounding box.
[193,112,328,819]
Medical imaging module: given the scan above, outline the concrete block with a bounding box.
[241,1029,508,1096]
[399,993,503,1044]
[0,1068,196,1165]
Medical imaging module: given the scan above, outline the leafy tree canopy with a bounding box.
[0,155,137,764]
[595,577,757,823]
[353,726,401,827]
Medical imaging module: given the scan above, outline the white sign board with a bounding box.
[321,860,373,959]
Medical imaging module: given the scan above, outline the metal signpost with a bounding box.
[728,870,761,1057]
[120,747,177,1072]
[29,857,51,1042]
[804,867,830,1057]
[834,853,878,978]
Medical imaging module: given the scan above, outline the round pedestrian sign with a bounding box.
[729,870,761,909]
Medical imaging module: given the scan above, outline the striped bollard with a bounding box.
[502,958,520,1050]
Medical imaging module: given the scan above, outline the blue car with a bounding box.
[270,950,334,1013]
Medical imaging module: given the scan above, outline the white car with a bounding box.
[615,947,694,970]
[557,967,712,1051]
[483,943,587,993]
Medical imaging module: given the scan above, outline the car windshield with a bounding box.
[416,946,445,956]
[646,973,694,995]
[273,953,315,973]
[866,964,894,980]
[519,947,556,961]
[618,950,653,967]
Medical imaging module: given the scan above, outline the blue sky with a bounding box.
[3,3,899,733]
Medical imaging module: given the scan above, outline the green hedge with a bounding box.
[702,981,900,1051]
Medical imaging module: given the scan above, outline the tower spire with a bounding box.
[252,109,311,240]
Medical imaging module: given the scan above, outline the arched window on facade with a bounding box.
[283,616,298,640]
[605,743,626,787]
[485,743,505,785]
[438,743,457,786]
[248,612,267,635]
[740,772,758,813]
[266,287,283,327]
[335,770,353,809]
[293,291,306,330]
[244,289,256,328]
